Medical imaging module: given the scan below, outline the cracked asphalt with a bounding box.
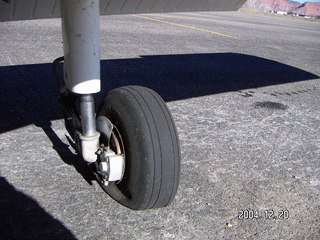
[0,11,320,240]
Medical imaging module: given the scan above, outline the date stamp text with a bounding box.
[238,209,289,220]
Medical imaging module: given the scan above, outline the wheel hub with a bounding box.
[96,116,125,186]
[96,147,125,186]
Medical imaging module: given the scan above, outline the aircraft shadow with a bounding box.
[0,177,77,240]
[0,53,318,135]
[99,53,319,102]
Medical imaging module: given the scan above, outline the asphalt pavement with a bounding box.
[0,11,320,240]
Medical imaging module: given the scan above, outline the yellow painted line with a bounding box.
[130,14,234,38]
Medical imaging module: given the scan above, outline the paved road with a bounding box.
[0,11,320,240]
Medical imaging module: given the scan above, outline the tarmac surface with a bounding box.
[1,11,320,240]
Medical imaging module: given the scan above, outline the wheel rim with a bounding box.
[109,125,126,184]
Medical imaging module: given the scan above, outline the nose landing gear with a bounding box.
[55,0,180,210]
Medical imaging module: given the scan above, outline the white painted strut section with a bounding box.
[60,0,101,94]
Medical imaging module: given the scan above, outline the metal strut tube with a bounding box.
[79,94,100,163]
[80,94,97,137]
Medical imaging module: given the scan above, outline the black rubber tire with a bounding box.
[98,86,181,210]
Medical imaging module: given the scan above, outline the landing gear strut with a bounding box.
[54,0,181,210]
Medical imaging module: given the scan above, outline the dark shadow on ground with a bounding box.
[99,53,319,102]
[0,177,77,240]
[36,121,96,185]
[0,53,318,134]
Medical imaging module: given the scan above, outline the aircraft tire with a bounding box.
[97,86,180,210]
